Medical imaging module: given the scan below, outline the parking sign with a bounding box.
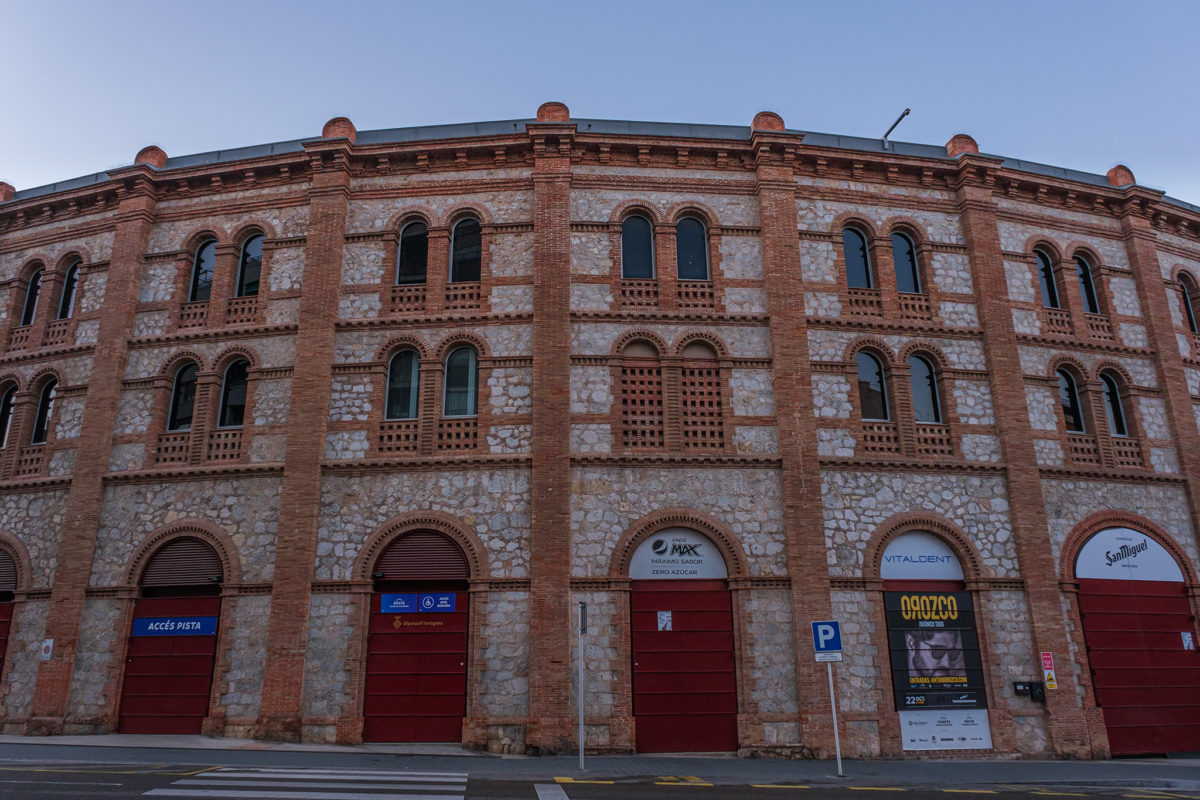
[812,620,843,662]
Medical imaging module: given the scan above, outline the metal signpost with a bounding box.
[811,620,845,777]
[578,601,587,771]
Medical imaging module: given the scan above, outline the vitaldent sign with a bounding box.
[629,527,728,580]
[880,532,964,581]
[1075,527,1184,582]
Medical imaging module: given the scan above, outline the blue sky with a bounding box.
[2,0,1197,204]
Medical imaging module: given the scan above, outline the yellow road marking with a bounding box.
[942,791,998,795]
[1029,793,1089,797]
[655,782,715,787]
[752,785,810,789]
[848,788,906,792]
[555,776,616,784]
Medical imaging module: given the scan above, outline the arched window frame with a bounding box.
[56,261,81,320]
[674,216,710,281]
[1099,371,1129,438]
[189,238,217,303]
[620,214,656,280]
[1056,368,1086,433]
[19,267,42,328]
[396,221,429,285]
[0,384,17,449]
[890,230,922,295]
[1034,248,1061,309]
[842,227,874,290]
[30,379,57,446]
[442,346,479,418]
[1074,253,1101,315]
[234,234,264,298]
[1179,272,1200,334]
[167,362,200,432]
[907,354,942,424]
[854,350,891,421]
[449,217,482,284]
[216,359,251,429]
[385,349,421,421]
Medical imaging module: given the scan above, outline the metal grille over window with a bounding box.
[681,344,723,450]
[621,358,664,450]
[140,537,223,587]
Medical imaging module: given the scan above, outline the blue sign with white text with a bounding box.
[132,616,218,637]
[420,593,456,612]
[811,620,843,653]
[380,593,419,613]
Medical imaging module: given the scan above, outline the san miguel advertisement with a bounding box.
[884,591,987,712]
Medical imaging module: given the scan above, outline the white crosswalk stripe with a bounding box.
[143,766,468,799]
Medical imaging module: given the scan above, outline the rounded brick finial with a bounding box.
[537,101,570,122]
[0,182,13,203]
[1107,164,1136,187]
[135,146,167,169]
[752,111,785,131]
[322,116,357,143]
[946,134,979,158]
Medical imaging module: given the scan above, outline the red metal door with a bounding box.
[1078,578,1200,755]
[364,589,468,742]
[0,602,11,679]
[631,579,737,752]
[118,596,219,734]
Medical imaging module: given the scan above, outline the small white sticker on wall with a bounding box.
[1184,631,1196,651]
[657,611,672,631]
[40,639,53,661]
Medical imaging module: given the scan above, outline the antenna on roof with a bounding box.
[881,108,911,151]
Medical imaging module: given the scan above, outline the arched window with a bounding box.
[218,360,249,428]
[20,269,42,327]
[1075,255,1100,314]
[621,215,654,279]
[0,386,15,448]
[57,262,80,320]
[235,235,263,298]
[168,363,199,432]
[386,350,420,420]
[190,240,216,302]
[1057,369,1085,433]
[1100,372,1127,437]
[908,356,941,423]
[891,232,921,294]
[855,352,889,420]
[450,218,482,283]
[1035,249,1060,309]
[1180,273,1199,334]
[30,380,56,445]
[396,222,429,285]
[675,217,709,280]
[842,228,873,289]
[443,346,478,417]
[620,340,664,449]
[680,341,723,449]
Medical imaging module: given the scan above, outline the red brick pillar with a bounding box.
[952,160,1095,757]
[524,103,576,753]
[253,135,352,741]
[26,168,159,733]
[750,117,839,755]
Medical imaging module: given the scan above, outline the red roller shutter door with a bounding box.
[1078,578,1200,755]
[118,595,219,735]
[632,579,737,753]
[0,550,14,679]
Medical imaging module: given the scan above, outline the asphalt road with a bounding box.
[0,757,1198,800]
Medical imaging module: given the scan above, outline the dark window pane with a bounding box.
[397,223,429,284]
[1057,370,1084,433]
[219,360,249,428]
[1075,257,1099,314]
[386,350,419,419]
[621,216,654,279]
[31,381,56,445]
[1036,251,1060,308]
[450,219,482,283]
[236,235,263,298]
[21,269,42,327]
[891,233,920,294]
[1182,278,1199,333]
[190,240,216,302]
[856,352,889,420]
[676,217,709,280]
[0,387,15,449]
[1101,374,1127,437]
[443,347,477,416]
[168,364,199,431]
[57,264,80,320]
[843,229,872,289]
[909,356,941,423]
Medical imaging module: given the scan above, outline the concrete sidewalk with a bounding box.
[0,735,1196,789]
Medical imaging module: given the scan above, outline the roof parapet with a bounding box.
[135,146,167,169]
[1107,164,1136,187]
[322,117,357,144]
[537,102,570,123]
[752,111,785,132]
[946,134,979,158]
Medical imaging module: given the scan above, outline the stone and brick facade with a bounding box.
[0,103,1198,757]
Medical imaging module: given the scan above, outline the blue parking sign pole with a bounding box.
[811,621,845,777]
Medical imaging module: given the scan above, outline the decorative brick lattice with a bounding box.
[620,360,664,450]
[378,419,419,454]
[677,280,715,310]
[437,417,478,451]
[682,360,724,450]
[445,282,481,311]
[620,280,658,308]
